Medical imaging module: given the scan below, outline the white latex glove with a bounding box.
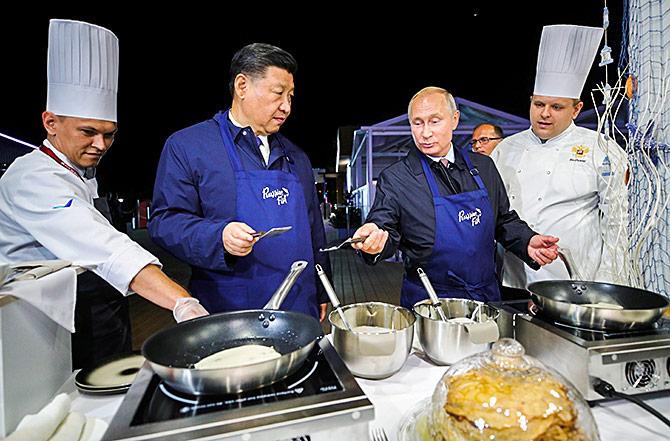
[173,297,209,323]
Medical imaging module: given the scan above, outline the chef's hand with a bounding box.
[319,303,328,322]
[528,234,560,266]
[352,223,388,255]
[173,297,209,323]
[223,222,257,256]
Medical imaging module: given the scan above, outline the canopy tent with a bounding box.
[0,132,34,177]
[346,97,530,218]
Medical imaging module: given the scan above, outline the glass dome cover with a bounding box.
[428,338,599,441]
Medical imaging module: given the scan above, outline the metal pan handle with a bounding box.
[264,261,308,310]
[557,247,584,280]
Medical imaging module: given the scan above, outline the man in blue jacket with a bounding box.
[149,43,330,320]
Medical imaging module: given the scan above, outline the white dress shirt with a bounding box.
[426,143,456,164]
[228,113,270,165]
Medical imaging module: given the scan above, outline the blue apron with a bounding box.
[400,150,500,309]
[188,111,319,318]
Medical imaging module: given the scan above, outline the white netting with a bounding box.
[620,0,670,294]
[587,68,631,287]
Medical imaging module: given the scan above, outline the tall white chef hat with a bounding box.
[47,19,119,122]
[533,25,604,100]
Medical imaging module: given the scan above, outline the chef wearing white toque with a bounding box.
[494,25,628,288]
[0,19,208,369]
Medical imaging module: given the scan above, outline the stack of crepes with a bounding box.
[431,369,587,441]
[4,393,107,441]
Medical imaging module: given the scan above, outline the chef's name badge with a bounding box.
[569,145,590,163]
[263,186,290,206]
[458,208,482,226]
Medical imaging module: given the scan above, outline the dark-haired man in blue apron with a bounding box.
[149,44,330,320]
[353,87,559,308]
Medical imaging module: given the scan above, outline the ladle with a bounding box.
[316,264,353,331]
[417,268,449,322]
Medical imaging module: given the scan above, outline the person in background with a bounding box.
[0,19,208,370]
[470,123,504,158]
[352,87,559,308]
[494,25,628,288]
[149,43,331,320]
[470,123,506,282]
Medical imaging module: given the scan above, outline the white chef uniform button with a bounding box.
[517,169,522,173]
[530,224,535,228]
[546,170,551,175]
[510,195,516,200]
[538,196,543,201]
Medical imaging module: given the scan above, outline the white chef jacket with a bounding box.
[0,140,159,294]
[494,123,628,287]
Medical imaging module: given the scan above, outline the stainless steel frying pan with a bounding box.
[528,280,670,331]
[142,261,323,395]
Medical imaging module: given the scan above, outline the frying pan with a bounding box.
[142,261,323,395]
[527,280,670,331]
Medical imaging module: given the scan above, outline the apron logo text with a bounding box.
[458,208,482,226]
[262,186,290,205]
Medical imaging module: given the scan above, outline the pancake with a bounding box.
[434,369,583,441]
[194,344,281,369]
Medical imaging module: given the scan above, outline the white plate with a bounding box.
[75,352,144,393]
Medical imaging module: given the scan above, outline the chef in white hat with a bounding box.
[0,19,208,369]
[494,25,628,288]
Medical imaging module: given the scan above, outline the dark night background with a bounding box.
[0,3,624,200]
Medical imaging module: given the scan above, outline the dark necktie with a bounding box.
[433,159,459,194]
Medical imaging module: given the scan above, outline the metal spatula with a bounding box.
[251,226,292,240]
[319,237,366,252]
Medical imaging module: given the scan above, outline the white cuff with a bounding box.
[98,245,161,295]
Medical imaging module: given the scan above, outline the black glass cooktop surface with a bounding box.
[131,345,343,425]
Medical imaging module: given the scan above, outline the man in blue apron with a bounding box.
[149,43,331,320]
[353,87,559,309]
